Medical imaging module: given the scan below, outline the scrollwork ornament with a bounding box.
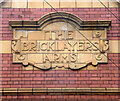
[96,31,101,38]
[96,54,102,61]
[103,40,109,51]
[17,54,25,61]
[11,40,20,53]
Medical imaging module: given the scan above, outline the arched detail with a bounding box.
[37,12,83,29]
[9,12,111,30]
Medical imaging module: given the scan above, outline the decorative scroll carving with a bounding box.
[17,54,25,61]
[11,40,20,53]
[96,54,102,61]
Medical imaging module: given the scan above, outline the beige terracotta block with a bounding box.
[19,88,32,92]
[33,88,47,92]
[52,63,69,69]
[2,0,12,8]
[28,54,43,63]
[14,30,27,39]
[0,41,11,53]
[77,0,92,8]
[76,30,92,40]
[44,0,59,8]
[28,0,43,8]
[43,22,74,31]
[109,1,119,7]
[12,0,27,8]
[93,53,108,63]
[34,67,40,70]
[80,67,87,70]
[45,31,51,40]
[3,88,17,93]
[107,88,119,92]
[23,65,34,70]
[92,30,106,39]
[78,54,93,63]
[55,67,68,70]
[87,65,97,70]
[13,54,28,63]
[28,31,45,40]
[92,0,108,8]
[60,0,75,8]
[109,40,120,53]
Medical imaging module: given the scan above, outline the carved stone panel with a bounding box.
[10,12,110,70]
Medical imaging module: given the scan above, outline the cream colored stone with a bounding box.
[45,31,51,40]
[5,0,118,8]
[28,0,43,8]
[34,63,51,70]
[12,0,27,8]
[28,31,45,40]
[34,67,40,70]
[107,88,119,92]
[0,41,11,53]
[52,63,69,70]
[87,65,97,70]
[93,53,108,63]
[44,0,59,8]
[109,40,120,53]
[13,54,28,63]
[19,88,32,92]
[109,1,119,7]
[92,0,108,8]
[92,30,106,39]
[78,54,93,63]
[76,30,93,40]
[14,30,27,39]
[43,22,74,31]
[28,54,43,63]
[77,0,92,8]
[52,67,67,70]
[3,88,17,93]
[80,67,87,70]
[33,88,47,92]
[23,65,34,70]
[60,0,75,8]
[2,0,12,8]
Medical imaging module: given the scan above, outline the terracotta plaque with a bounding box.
[11,25,109,70]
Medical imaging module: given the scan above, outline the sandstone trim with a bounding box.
[2,88,120,95]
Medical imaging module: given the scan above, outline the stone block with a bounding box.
[0,41,11,53]
[12,0,27,8]
[60,0,75,8]
[28,31,45,40]
[28,0,43,8]
[44,0,59,8]
[92,0,108,8]
[77,0,92,8]
[2,0,12,8]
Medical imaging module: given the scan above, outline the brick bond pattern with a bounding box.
[1,95,119,101]
[1,8,120,100]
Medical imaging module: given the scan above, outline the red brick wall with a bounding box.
[1,95,119,101]
[1,8,120,100]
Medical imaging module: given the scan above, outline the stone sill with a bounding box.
[1,88,120,95]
